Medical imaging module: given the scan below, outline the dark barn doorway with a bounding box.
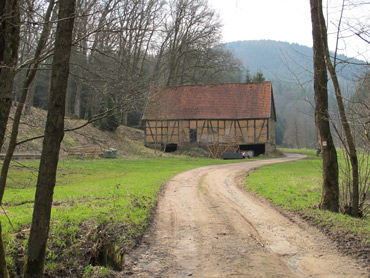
[239,144,265,156]
[164,143,178,152]
[189,129,197,143]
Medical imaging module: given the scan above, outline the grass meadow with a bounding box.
[245,149,370,243]
[2,149,369,275]
[1,156,239,275]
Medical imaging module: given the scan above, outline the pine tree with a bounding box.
[252,70,265,82]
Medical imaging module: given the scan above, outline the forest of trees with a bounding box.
[225,40,368,148]
[1,0,245,276]
[1,0,370,275]
[8,0,369,149]
[10,0,244,132]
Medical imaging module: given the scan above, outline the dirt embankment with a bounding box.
[121,154,369,277]
[2,106,152,157]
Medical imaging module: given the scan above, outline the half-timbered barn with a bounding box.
[142,82,276,155]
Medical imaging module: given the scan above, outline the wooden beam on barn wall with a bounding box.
[179,120,183,143]
[163,120,166,145]
[178,120,180,143]
[217,120,219,143]
[256,119,266,142]
[205,120,209,143]
[185,120,189,143]
[168,120,176,143]
[237,120,246,143]
[155,120,159,145]
[160,120,162,145]
[196,120,198,143]
[254,119,256,143]
[234,120,237,139]
[144,120,147,144]
[225,120,233,143]
[209,120,216,143]
[165,120,169,144]
[147,121,156,143]
[168,121,171,143]
[247,119,249,143]
[199,120,206,142]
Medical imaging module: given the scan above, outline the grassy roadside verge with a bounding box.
[244,148,370,267]
[1,156,238,277]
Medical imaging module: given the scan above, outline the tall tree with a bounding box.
[0,0,20,149]
[0,0,55,209]
[317,0,360,217]
[252,70,265,82]
[23,0,76,275]
[245,67,252,83]
[161,0,222,86]
[310,0,339,212]
[0,2,54,275]
[0,0,20,276]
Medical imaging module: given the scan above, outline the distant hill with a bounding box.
[222,40,366,148]
[224,40,364,82]
[224,40,312,81]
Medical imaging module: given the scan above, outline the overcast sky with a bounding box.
[208,0,370,61]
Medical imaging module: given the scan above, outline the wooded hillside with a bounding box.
[224,40,367,148]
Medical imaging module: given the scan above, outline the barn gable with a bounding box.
[142,83,276,155]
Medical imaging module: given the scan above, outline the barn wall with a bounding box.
[269,118,276,147]
[144,119,270,148]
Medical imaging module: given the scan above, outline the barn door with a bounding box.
[189,129,197,143]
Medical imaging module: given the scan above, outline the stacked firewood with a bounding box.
[207,143,239,158]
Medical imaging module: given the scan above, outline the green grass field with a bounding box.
[245,149,370,243]
[1,156,241,275]
[3,156,247,232]
[2,149,370,276]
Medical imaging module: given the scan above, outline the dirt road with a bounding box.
[122,154,368,277]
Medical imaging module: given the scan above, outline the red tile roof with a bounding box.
[142,82,275,120]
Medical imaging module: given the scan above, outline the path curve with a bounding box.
[122,154,368,277]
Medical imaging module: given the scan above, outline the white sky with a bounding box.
[208,0,370,61]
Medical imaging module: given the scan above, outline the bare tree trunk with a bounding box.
[0,0,55,206]
[23,0,75,276]
[316,1,360,217]
[25,78,35,114]
[0,6,55,274]
[0,0,20,276]
[65,82,72,116]
[0,222,8,278]
[74,80,82,117]
[310,0,339,212]
[0,0,20,148]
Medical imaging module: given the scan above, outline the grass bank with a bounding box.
[245,148,370,267]
[1,156,238,276]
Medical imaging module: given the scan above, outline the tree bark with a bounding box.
[0,223,8,278]
[0,0,20,148]
[310,0,339,212]
[24,78,35,114]
[73,80,82,117]
[316,1,360,217]
[0,0,55,206]
[23,0,75,276]
[0,0,20,276]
